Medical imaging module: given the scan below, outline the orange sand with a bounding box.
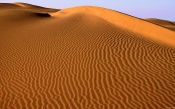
[0,3,175,109]
[146,18,175,31]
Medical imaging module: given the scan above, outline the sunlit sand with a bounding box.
[1,3,175,109]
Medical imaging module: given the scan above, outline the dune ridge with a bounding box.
[0,3,175,109]
[145,18,175,31]
[0,2,59,12]
[14,2,57,10]
[51,6,175,47]
[14,2,46,8]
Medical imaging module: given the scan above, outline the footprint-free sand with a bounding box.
[1,3,175,109]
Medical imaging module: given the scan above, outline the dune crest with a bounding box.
[14,2,28,7]
[145,18,175,31]
[51,6,175,47]
[0,3,175,109]
[0,3,22,9]
[14,2,47,9]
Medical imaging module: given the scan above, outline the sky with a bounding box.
[1,0,175,21]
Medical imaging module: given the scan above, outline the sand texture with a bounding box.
[145,18,175,31]
[1,3,175,109]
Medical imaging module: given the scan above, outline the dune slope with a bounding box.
[0,2,59,12]
[145,18,175,31]
[51,6,175,47]
[0,3,175,109]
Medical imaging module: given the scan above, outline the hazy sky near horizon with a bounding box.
[1,0,175,21]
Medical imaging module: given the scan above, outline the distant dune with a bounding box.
[145,18,175,31]
[0,3,59,12]
[0,3,175,109]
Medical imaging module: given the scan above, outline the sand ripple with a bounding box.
[1,3,175,109]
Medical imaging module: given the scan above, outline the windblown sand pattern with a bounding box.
[0,3,175,109]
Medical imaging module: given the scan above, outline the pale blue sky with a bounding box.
[1,0,175,21]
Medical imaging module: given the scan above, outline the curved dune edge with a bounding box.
[145,18,175,32]
[145,18,175,25]
[0,3,22,9]
[51,6,175,47]
[1,3,175,109]
[14,2,27,7]
[13,2,60,12]
[14,2,45,8]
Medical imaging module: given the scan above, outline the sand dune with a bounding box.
[14,2,50,8]
[0,3,24,10]
[0,2,59,12]
[52,6,175,47]
[0,3,175,109]
[145,18,175,31]
[14,2,59,12]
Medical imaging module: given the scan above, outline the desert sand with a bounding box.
[145,18,175,31]
[0,3,175,109]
